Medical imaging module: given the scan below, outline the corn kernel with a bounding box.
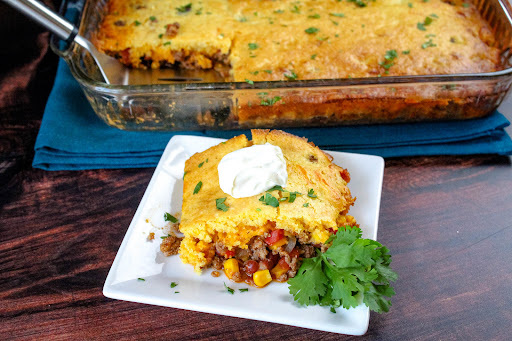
[253,269,272,287]
[271,263,288,279]
[223,258,239,280]
[269,238,287,250]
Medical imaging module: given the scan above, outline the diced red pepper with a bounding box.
[224,250,235,258]
[265,229,285,245]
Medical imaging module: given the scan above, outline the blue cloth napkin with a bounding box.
[33,58,512,171]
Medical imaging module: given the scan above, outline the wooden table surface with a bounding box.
[2,3,512,340]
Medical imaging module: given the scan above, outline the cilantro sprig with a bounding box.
[288,226,397,313]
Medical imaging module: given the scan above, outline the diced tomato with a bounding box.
[265,229,285,245]
[277,257,290,271]
[224,250,235,258]
[289,248,300,259]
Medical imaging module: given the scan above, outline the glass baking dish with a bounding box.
[51,0,512,131]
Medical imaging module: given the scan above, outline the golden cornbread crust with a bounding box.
[179,129,356,272]
[94,0,502,78]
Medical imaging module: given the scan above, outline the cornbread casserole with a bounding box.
[177,129,357,284]
[94,0,501,80]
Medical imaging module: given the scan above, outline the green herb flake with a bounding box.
[303,203,309,207]
[307,189,317,198]
[195,8,203,15]
[274,9,285,14]
[308,14,321,19]
[161,235,170,239]
[170,282,178,288]
[330,13,345,17]
[256,208,262,212]
[402,50,410,55]
[193,181,202,194]
[183,171,187,179]
[250,71,260,75]
[158,33,163,39]
[330,307,336,313]
[287,226,398,313]
[245,79,254,85]
[408,2,413,7]
[305,27,319,34]
[137,278,145,281]
[430,13,439,18]
[462,3,470,7]
[176,3,192,13]
[175,291,180,293]
[239,288,249,292]
[417,23,426,31]
[260,96,283,106]
[261,193,280,207]
[263,69,272,74]
[239,16,247,22]
[421,39,437,49]
[134,20,141,26]
[224,282,235,294]
[311,54,317,60]
[149,16,157,21]
[248,43,259,50]
[291,5,300,13]
[163,41,171,46]
[164,212,178,223]
[216,197,229,212]
[284,70,298,80]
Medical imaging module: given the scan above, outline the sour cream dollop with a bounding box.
[218,143,287,198]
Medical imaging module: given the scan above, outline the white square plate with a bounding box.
[103,135,385,335]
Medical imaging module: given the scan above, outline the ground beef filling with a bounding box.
[160,234,183,256]
[210,234,319,285]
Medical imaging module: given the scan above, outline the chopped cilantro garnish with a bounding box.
[329,13,345,17]
[462,3,469,7]
[239,288,249,292]
[245,79,254,85]
[303,203,309,207]
[256,208,261,212]
[379,50,398,70]
[248,43,259,50]
[134,20,141,26]
[149,16,157,21]
[417,16,435,31]
[224,282,235,294]
[402,50,410,55]
[137,278,145,281]
[250,71,260,75]
[347,0,368,7]
[408,2,413,7]
[161,235,170,239]
[284,70,298,80]
[216,197,229,212]
[308,14,320,19]
[311,54,317,60]
[307,189,317,198]
[164,212,178,223]
[260,96,282,106]
[417,23,426,31]
[158,33,163,39]
[260,193,280,207]
[274,9,285,14]
[291,5,300,13]
[175,291,180,293]
[195,8,203,15]
[239,16,247,22]
[330,307,336,313]
[193,181,202,194]
[183,171,187,179]
[421,39,437,49]
[263,70,272,74]
[163,41,171,46]
[430,13,439,18]
[176,3,192,13]
[170,282,178,288]
[305,27,319,34]
[287,226,397,313]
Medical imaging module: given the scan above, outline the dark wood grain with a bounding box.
[1,5,512,340]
